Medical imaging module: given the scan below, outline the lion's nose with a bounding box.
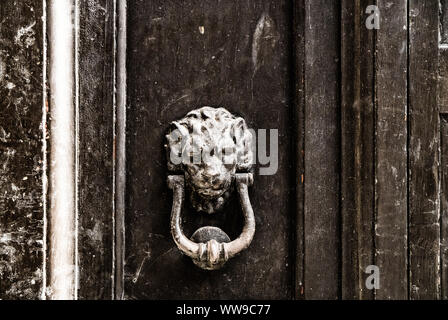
[202,167,220,183]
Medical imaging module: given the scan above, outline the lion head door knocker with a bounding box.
[165,106,255,270]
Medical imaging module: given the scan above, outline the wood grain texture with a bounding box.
[442,5,448,299]
[438,50,448,114]
[441,3,448,116]
[0,0,44,299]
[303,0,340,299]
[408,0,441,300]
[0,0,443,300]
[77,0,115,300]
[441,0,448,45]
[441,116,448,300]
[125,0,294,299]
[374,0,408,300]
[340,0,375,300]
[114,0,126,300]
[292,0,305,300]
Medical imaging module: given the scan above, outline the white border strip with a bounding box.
[41,0,48,301]
[115,0,127,300]
[111,0,117,299]
[48,0,77,300]
[74,0,80,300]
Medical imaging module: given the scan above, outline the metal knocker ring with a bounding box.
[168,173,255,270]
[165,107,256,270]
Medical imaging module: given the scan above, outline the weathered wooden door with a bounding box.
[1,0,447,300]
[118,0,340,300]
[123,1,296,299]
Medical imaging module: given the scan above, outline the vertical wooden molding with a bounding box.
[439,50,448,115]
[114,0,127,300]
[340,0,375,300]
[440,0,448,46]
[439,14,448,298]
[408,0,441,300]
[47,0,77,300]
[439,5,448,300]
[74,0,80,300]
[303,0,341,299]
[440,115,448,300]
[42,0,48,300]
[76,0,116,299]
[293,0,306,300]
[375,0,408,300]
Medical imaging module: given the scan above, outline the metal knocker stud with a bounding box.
[165,107,255,270]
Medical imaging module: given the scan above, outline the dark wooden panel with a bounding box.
[441,1,448,115]
[441,115,448,300]
[409,0,441,300]
[438,49,448,114]
[303,0,340,299]
[441,0,448,45]
[125,0,294,299]
[292,0,305,300]
[340,0,375,300]
[375,0,408,300]
[77,0,115,300]
[0,0,44,299]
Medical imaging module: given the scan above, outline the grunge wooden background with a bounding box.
[0,0,447,300]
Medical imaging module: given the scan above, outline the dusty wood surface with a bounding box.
[441,0,448,45]
[303,0,340,299]
[440,6,448,299]
[439,50,448,114]
[0,0,44,299]
[340,0,375,300]
[408,0,441,300]
[124,0,294,299]
[292,0,305,300]
[374,0,408,300]
[77,0,115,300]
[441,116,448,300]
[0,0,446,301]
